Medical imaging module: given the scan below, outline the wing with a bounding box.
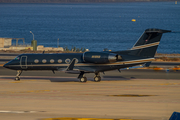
[58,58,96,73]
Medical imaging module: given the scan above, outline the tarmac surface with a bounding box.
[0,67,180,120]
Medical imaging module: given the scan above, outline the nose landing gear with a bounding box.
[15,70,22,81]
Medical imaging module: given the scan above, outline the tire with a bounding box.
[94,76,101,82]
[15,77,20,81]
[80,77,87,83]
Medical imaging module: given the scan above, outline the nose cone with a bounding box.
[3,62,9,68]
[3,60,20,70]
[3,60,14,69]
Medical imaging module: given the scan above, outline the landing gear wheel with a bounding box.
[94,76,101,82]
[80,77,87,83]
[15,77,20,81]
[15,70,22,81]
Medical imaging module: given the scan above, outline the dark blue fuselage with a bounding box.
[4,53,83,70]
[3,52,151,73]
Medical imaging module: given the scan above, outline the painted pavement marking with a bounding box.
[41,118,141,120]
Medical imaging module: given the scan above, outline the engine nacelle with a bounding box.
[83,52,122,64]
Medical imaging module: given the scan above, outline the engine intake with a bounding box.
[83,52,122,64]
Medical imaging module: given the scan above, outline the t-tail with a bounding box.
[128,28,171,58]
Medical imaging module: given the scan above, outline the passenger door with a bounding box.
[20,56,27,69]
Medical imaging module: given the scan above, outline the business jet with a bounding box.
[3,28,171,82]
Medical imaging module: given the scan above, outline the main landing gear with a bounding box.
[94,73,101,82]
[78,72,101,83]
[15,70,22,81]
[78,72,87,83]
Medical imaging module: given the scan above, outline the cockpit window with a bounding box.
[14,57,20,60]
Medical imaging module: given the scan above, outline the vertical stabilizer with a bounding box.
[129,28,171,57]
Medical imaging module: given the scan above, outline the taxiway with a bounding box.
[0,67,180,120]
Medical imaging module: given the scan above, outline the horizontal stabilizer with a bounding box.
[145,28,171,33]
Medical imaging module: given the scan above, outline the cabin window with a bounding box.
[42,59,47,63]
[75,58,78,63]
[34,59,39,63]
[65,59,71,64]
[58,59,62,63]
[50,59,54,63]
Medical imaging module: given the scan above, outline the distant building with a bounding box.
[0,38,64,51]
[0,38,12,48]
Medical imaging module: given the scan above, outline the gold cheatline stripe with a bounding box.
[131,42,159,50]
[132,42,159,49]
[10,58,154,67]
[109,58,154,65]
[41,118,137,120]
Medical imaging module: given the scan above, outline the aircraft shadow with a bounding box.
[0,76,78,82]
[0,76,131,82]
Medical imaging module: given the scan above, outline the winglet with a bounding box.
[66,58,76,71]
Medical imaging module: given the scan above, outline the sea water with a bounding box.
[0,2,180,53]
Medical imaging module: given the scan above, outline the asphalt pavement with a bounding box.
[0,62,180,120]
[0,66,180,81]
[0,75,179,120]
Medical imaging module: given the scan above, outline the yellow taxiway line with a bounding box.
[41,118,139,120]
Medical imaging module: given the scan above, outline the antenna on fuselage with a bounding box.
[42,51,45,54]
[52,70,55,74]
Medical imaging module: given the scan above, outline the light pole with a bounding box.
[30,31,34,40]
[57,38,59,47]
[30,31,37,51]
